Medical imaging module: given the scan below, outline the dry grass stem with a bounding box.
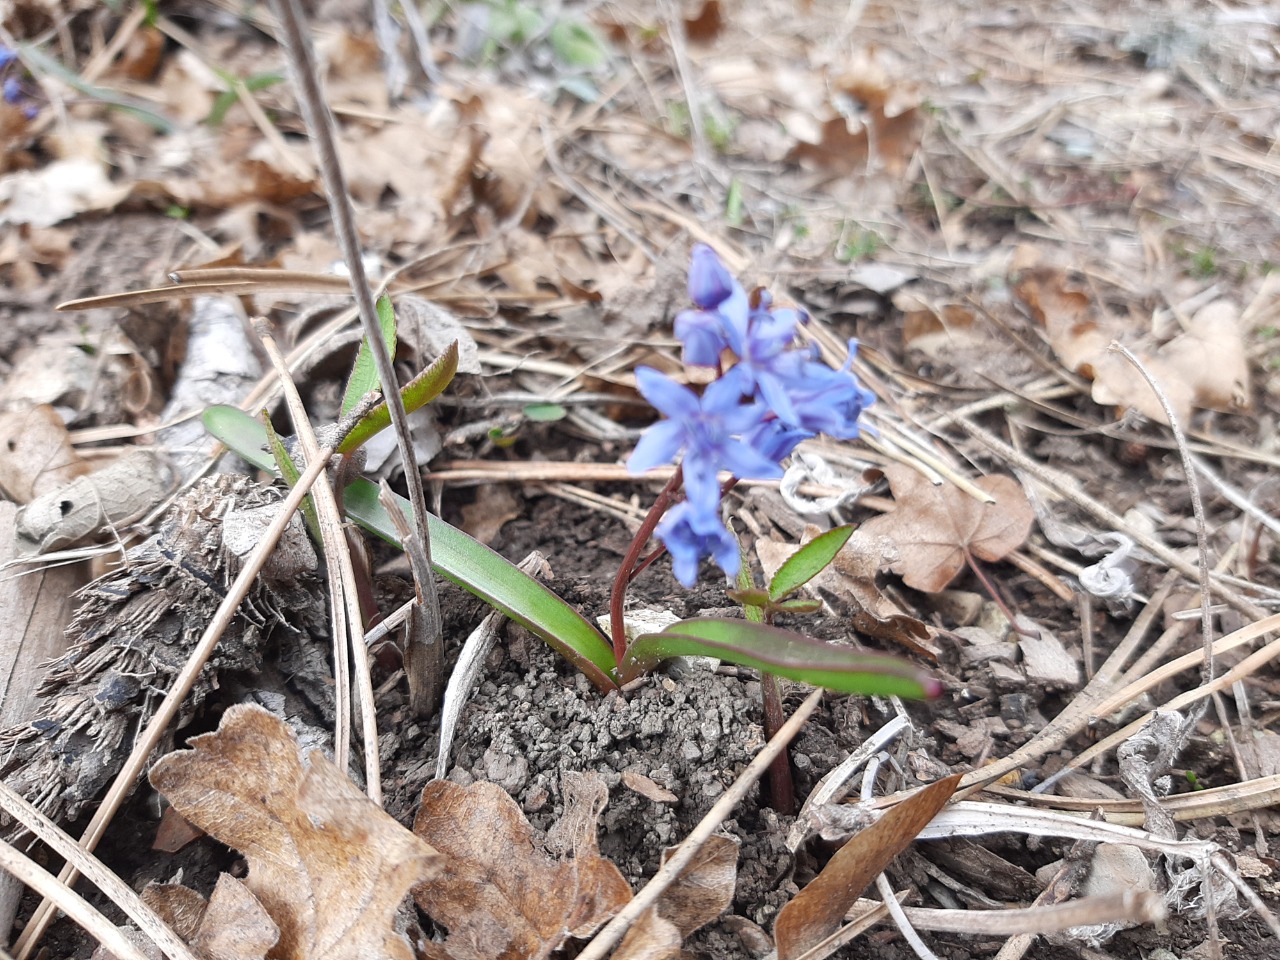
[0,782,196,960]
[257,327,379,798]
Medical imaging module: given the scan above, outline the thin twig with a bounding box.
[0,839,150,960]
[269,0,444,711]
[258,327,381,801]
[0,781,197,960]
[1108,342,1215,689]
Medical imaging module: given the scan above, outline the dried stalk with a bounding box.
[268,0,443,713]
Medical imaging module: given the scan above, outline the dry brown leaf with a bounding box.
[197,876,280,960]
[854,465,1034,594]
[412,773,632,960]
[460,485,523,545]
[149,705,441,960]
[1014,265,1249,424]
[15,449,173,553]
[0,405,89,503]
[144,876,279,960]
[786,55,921,176]
[611,836,741,959]
[773,774,961,960]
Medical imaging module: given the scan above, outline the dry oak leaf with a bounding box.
[613,835,739,960]
[856,465,1034,593]
[0,404,89,503]
[149,704,442,960]
[412,773,632,960]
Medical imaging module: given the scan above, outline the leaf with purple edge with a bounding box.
[621,617,941,697]
[336,341,459,455]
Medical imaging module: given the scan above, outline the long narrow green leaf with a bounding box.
[18,43,174,132]
[336,341,459,455]
[204,405,275,471]
[769,525,855,602]
[340,295,398,416]
[341,479,618,690]
[622,617,940,698]
[201,404,618,690]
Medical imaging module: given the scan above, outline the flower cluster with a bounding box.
[1,46,38,120]
[628,244,876,586]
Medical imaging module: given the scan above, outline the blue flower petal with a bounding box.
[688,244,736,309]
[634,367,699,420]
[627,420,686,474]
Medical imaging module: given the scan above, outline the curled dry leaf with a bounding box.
[854,465,1034,593]
[412,772,632,960]
[144,875,278,960]
[0,404,89,503]
[1013,264,1249,425]
[773,774,961,960]
[613,836,739,960]
[149,705,442,960]
[14,449,174,553]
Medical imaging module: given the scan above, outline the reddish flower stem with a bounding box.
[610,467,684,664]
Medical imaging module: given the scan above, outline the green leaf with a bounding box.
[336,341,459,455]
[204,405,275,471]
[17,43,173,132]
[263,415,320,541]
[622,618,940,698]
[523,402,567,423]
[769,525,855,602]
[726,587,771,608]
[340,295,398,416]
[200,404,619,692]
[342,479,618,690]
[725,178,744,227]
[550,19,609,69]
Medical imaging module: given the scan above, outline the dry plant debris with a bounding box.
[774,773,961,960]
[150,704,441,960]
[4,0,1280,955]
[854,465,1034,594]
[0,475,326,822]
[412,773,736,959]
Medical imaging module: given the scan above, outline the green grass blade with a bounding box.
[204,405,276,471]
[336,341,459,455]
[341,478,618,690]
[200,405,617,690]
[768,525,855,602]
[262,416,320,540]
[340,295,398,416]
[622,617,940,698]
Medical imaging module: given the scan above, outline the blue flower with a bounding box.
[688,243,735,309]
[0,47,16,70]
[672,245,754,367]
[2,76,20,105]
[743,418,812,463]
[774,342,877,439]
[654,501,740,587]
[628,367,781,514]
[628,247,878,587]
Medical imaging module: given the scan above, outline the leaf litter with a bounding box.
[4,0,1280,957]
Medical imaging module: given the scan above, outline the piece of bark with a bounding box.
[0,502,87,946]
[0,476,327,826]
